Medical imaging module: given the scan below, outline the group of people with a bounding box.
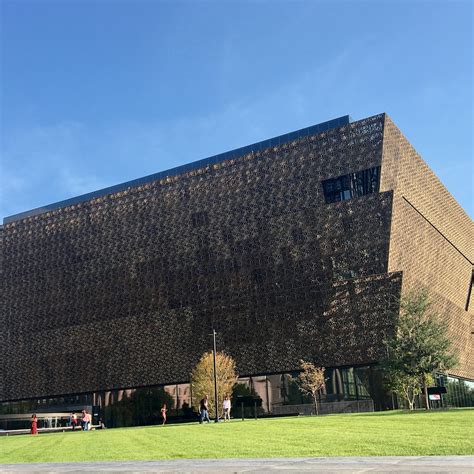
[30,396,232,434]
[157,394,231,426]
[77,410,92,431]
[198,394,231,423]
[30,410,100,435]
[158,394,232,426]
[67,410,92,431]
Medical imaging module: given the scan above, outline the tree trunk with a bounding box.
[423,382,430,410]
[406,386,415,410]
[313,394,319,416]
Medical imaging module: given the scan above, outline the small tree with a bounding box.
[295,360,326,415]
[191,351,238,418]
[384,288,457,410]
[386,371,422,410]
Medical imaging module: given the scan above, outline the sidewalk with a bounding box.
[2,456,473,472]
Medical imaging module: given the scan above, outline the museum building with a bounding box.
[1,113,473,427]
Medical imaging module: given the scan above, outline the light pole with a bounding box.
[385,337,396,410]
[212,329,219,422]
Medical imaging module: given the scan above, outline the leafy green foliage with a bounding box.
[385,372,421,410]
[191,352,238,417]
[383,289,457,409]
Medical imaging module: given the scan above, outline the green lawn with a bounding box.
[1,410,472,464]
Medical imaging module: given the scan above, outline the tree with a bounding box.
[191,351,238,418]
[385,371,422,411]
[383,288,457,410]
[294,360,326,415]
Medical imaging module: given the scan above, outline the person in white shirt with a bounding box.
[222,395,231,421]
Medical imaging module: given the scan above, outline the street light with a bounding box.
[211,329,219,422]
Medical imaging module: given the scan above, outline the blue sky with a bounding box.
[1,0,472,220]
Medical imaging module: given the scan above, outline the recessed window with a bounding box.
[322,166,381,204]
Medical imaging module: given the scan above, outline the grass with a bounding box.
[0,409,473,464]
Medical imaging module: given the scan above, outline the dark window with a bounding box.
[322,166,381,204]
[191,211,209,227]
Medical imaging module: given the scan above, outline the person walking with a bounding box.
[199,395,211,423]
[160,404,167,425]
[222,395,231,421]
[31,414,38,435]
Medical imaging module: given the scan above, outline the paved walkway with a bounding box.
[1,456,473,472]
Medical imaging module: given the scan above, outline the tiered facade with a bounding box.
[1,114,472,408]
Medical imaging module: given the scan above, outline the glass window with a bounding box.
[322,166,381,204]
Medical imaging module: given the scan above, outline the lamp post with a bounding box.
[212,329,219,422]
[385,335,396,410]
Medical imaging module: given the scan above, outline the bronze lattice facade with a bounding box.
[1,113,472,403]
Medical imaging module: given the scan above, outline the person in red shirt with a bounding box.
[31,414,38,435]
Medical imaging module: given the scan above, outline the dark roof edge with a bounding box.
[4,115,352,224]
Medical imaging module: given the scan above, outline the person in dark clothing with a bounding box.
[199,395,211,423]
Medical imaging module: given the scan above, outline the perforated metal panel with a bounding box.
[2,113,470,403]
[381,116,474,380]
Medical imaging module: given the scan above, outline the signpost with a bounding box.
[236,395,262,420]
[427,386,447,408]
